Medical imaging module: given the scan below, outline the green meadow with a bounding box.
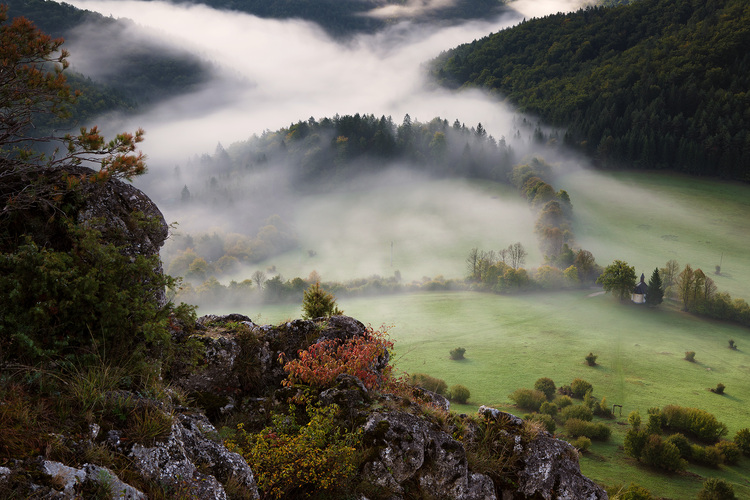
[247,290,750,498]
[212,170,750,497]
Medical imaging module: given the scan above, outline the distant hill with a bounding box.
[4,0,210,126]
[149,0,509,38]
[430,0,750,180]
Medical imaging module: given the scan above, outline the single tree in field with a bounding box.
[301,281,342,319]
[597,260,637,301]
[659,259,679,297]
[645,267,664,306]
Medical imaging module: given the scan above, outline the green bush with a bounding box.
[585,352,597,366]
[571,436,591,452]
[564,418,611,441]
[0,224,186,367]
[685,351,696,362]
[533,377,556,400]
[697,478,736,500]
[593,396,613,418]
[570,378,593,398]
[640,434,685,471]
[691,444,722,468]
[555,395,573,409]
[624,429,649,459]
[449,347,466,360]
[712,383,725,394]
[628,410,641,430]
[409,373,448,395]
[734,428,750,455]
[448,384,470,404]
[509,388,547,411]
[525,413,555,433]
[716,440,741,465]
[664,433,692,459]
[539,401,558,417]
[560,404,593,423]
[301,281,343,319]
[660,405,728,442]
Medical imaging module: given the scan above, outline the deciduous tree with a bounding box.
[597,260,637,301]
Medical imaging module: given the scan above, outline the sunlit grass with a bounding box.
[242,290,750,498]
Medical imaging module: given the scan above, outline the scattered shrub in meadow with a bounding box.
[564,418,611,441]
[691,444,722,468]
[660,405,727,442]
[448,384,470,404]
[716,440,741,465]
[570,378,593,398]
[539,401,558,417]
[509,388,547,411]
[628,410,641,430]
[624,428,649,460]
[557,384,573,397]
[593,397,613,418]
[555,395,573,409]
[585,352,598,366]
[572,436,591,453]
[560,404,593,423]
[728,339,737,350]
[533,377,556,400]
[449,347,466,360]
[697,478,736,500]
[664,433,692,460]
[734,428,750,455]
[685,351,696,362]
[711,383,725,394]
[640,434,685,471]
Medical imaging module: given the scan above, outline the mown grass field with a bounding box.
[243,290,750,498]
[209,170,750,497]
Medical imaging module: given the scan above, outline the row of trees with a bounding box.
[465,244,602,292]
[431,0,750,180]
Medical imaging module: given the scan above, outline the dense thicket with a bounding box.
[161,0,507,38]
[431,0,750,180]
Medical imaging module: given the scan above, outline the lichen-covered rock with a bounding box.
[76,167,168,259]
[174,315,370,402]
[362,411,496,500]
[514,436,607,500]
[129,411,259,500]
[37,459,146,499]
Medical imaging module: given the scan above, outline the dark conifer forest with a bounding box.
[431,0,750,180]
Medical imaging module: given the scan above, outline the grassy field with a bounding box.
[561,169,750,300]
[240,290,750,498]
[201,170,750,497]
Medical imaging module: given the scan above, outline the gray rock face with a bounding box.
[129,411,259,500]
[515,436,607,500]
[37,459,146,499]
[177,315,369,399]
[362,410,497,500]
[76,168,168,259]
[479,406,608,500]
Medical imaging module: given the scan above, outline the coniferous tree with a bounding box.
[646,267,664,306]
[301,281,342,319]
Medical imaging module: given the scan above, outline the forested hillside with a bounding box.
[431,0,750,180]
[153,0,508,38]
[189,113,515,193]
[4,0,209,125]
